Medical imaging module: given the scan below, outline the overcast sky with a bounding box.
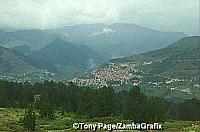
[0,0,199,35]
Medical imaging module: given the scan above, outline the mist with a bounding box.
[0,0,199,35]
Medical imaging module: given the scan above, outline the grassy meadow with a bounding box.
[0,108,199,132]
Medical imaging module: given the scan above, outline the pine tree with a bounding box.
[124,86,146,122]
[37,94,55,119]
[23,106,36,131]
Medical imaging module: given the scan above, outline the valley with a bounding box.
[73,36,200,101]
[0,70,63,84]
[0,1,199,131]
[0,34,199,102]
[0,23,188,84]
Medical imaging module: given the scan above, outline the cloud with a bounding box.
[0,0,199,35]
[91,28,116,36]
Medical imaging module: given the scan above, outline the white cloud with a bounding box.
[0,0,199,35]
[91,28,116,36]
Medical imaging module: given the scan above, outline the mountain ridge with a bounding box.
[0,45,57,73]
[0,23,185,59]
[52,23,186,58]
[111,36,200,62]
[31,39,103,69]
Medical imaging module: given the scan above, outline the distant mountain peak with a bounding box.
[45,39,76,49]
[0,23,187,59]
[31,39,103,68]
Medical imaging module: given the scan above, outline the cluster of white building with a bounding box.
[72,63,141,87]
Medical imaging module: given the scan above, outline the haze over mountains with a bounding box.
[48,23,186,58]
[1,23,185,59]
[0,23,199,101]
[0,29,58,50]
[0,23,194,82]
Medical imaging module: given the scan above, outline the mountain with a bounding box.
[31,39,103,69]
[122,36,199,61]
[0,29,59,50]
[0,45,56,74]
[73,36,200,101]
[0,38,103,80]
[0,23,186,59]
[0,44,87,81]
[113,36,200,79]
[115,36,200,100]
[49,23,186,58]
[12,44,33,56]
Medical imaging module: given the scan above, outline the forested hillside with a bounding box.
[73,36,200,101]
[0,80,199,131]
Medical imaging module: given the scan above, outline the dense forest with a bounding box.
[0,80,199,123]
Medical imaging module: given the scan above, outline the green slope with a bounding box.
[31,39,103,69]
[75,36,200,100]
[112,36,199,62]
[112,36,200,100]
[111,36,200,77]
[0,46,57,73]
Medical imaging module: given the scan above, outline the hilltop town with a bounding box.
[72,62,142,87]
